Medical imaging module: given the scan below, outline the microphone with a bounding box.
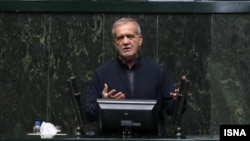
[68,76,80,96]
[67,76,85,135]
[172,75,190,139]
[178,76,189,97]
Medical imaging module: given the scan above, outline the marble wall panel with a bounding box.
[0,13,49,137]
[1,13,250,137]
[157,14,211,135]
[210,14,250,134]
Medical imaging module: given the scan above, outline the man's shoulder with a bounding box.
[95,58,117,71]
[140,57,163,68]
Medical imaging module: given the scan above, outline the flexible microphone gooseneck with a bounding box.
[172,75,190,139]
[67,76,85,135]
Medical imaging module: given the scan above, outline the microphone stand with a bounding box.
[67,76,85,136]
[172,76,190,139]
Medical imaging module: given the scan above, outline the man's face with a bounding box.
[112,21,143,60]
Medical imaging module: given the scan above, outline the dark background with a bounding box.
[0,0,250,138]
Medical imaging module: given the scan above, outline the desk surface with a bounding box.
[2,135,219,141]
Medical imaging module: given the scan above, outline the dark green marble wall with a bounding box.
[0,13,250,137]
[210,15,250,134]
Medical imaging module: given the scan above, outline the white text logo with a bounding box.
[224,129,246,136]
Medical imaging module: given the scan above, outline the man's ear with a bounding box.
[139,35,143,46]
